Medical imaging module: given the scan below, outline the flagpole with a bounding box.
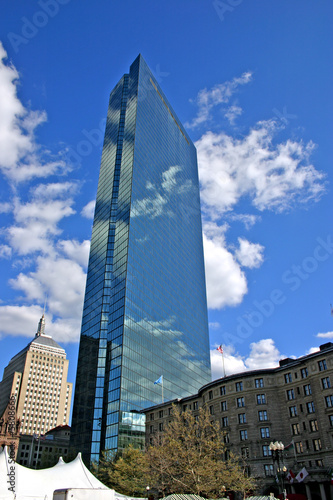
[292,439,297,463]
[217,345,226,377]
[161,377,164,404]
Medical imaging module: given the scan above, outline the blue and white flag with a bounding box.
[154,375,163,385]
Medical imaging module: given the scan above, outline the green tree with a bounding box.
[146,405,256,498]
[92,446,149,496]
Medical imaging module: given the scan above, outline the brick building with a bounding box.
[143,343,333,500]
[17,424,71,468]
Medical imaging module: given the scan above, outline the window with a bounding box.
[240,430,248,441]
[241,447,249,458]
[309,419,319,432]
[264,464,274,476]
[255,378,264,388]
[260,427,270,438]
[209,390,213,400]
[149,425,154,434]
[220,386,226,396]
[223,433,230,443]
[329,415,333,427]
[292,423,300,435]
[322,377,331,389]
[325,395,333,408]
[159,410,163,418]
[289,406,297,417]
[316,459,324,467]
[313,438,322,451]
[150,413,154,421]
[209,405,214,415]
[257,394,266,404]
[287,389,295,400]
[303,384,312,396]
[236,382,243,392]
[284,373,292,383]
[237,397,245,408]
[307,401,315,413]
[193,401,198,410]
[221,416,229,428]
[238,413,247,424]
[262,445,272,457]
[159,422,163,431]
[259,410,268,421]
[318,359,327,371]
[295,442,303,453]
[221,401,227,411]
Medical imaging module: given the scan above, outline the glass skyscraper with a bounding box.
[71,55,211,464]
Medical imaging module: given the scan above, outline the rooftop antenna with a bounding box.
[36,296,48,336]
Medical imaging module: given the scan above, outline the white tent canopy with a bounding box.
[0,446,109,499]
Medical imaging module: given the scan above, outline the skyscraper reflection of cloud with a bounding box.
[71,55,211,464]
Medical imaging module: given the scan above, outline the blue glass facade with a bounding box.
[71,55,211,464]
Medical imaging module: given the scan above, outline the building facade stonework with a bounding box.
[0,315,72,437]
[143,343,333,500]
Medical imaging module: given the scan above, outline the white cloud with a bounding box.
[235,238,264,268]
[31,181,78,200]
[7,198,75,256]
[228,213,260,230]
[245,338,281,370]
[211,338,282,379]
[0,304,45,339]
[0,45,87,344]
[9,254,86,320]
[57,239,90,268]
[0,244,12,259]
[209,322,220,330]
[187,71,252,129]
[0,304,82,343]
[0,42,67,182]
[203,222,247,309]
[81,200,95,219]
[306,346,320,354]
[224,104,242,125]
[196,123,326,217]
[0,202,11,213]
[317,331,333,339]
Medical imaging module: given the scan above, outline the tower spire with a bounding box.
[36,314,46,337]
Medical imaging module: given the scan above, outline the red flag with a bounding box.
[217,345,223,354]
[286,469,295,483]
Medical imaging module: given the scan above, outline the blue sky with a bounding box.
[0,1,332,394]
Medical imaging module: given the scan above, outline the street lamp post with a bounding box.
[269,441,287,500]
[146,486,150,499]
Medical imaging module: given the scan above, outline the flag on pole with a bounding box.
[285,440,294,450]
[217,345,223,354]
[296,467,309,482]
[154,375,163,385]
[286,469,295,483]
